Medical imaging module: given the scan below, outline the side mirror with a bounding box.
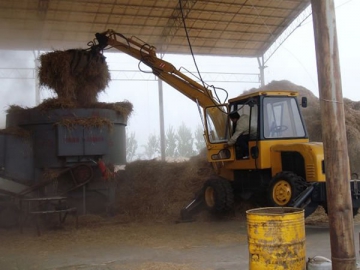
[301,97,308,108]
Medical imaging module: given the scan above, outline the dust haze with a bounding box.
[0,50,36,128]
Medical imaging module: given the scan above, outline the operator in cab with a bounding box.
[224,111,255,159]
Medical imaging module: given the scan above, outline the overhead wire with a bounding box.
[178,0,229,106]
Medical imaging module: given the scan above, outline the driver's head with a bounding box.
[229,111,240,121]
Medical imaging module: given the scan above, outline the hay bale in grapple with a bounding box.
[38,49,110,107]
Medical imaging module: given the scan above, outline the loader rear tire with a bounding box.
[203,177,234,213]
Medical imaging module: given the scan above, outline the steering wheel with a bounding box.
[270,125,288,136]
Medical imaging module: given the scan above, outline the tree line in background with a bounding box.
[126,123,205,162]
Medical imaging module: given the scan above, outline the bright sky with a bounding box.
[0,0,359,151]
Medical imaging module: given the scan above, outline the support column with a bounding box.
[33,50,41,105]
[158,78,166,161]
[257,56,266,87]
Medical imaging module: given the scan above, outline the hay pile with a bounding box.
[6,49,133,119]
[114,151,216,222]
[113,149,256,223]
[38,49,110,107]
[35,49,134,117]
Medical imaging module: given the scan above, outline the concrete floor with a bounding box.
[0,220,359,270]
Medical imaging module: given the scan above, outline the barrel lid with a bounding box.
[307,256,331,265]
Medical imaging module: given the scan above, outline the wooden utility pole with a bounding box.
[310,1,356,269]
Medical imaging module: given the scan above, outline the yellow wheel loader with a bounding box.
[80,30,360,220]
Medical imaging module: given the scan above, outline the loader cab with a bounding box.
[205,91,308,163]
[229,92,308,141]
[204,96,259,161]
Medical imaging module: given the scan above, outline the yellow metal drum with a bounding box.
[246,207,305,270]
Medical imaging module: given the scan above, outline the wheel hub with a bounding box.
[272,180,291,205]
[205,187,215,207]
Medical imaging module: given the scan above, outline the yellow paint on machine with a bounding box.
[246,207,306,270]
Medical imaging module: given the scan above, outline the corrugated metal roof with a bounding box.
[0,0,310,57]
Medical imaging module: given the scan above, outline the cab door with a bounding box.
[203,105,235,162]
[204,98,259,163]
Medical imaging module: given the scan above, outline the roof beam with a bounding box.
[0,6,298,22]
[159,0,197,53]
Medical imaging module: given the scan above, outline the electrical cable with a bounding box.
[178,0,229,109]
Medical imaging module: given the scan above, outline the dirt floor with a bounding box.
[1,208,360,270]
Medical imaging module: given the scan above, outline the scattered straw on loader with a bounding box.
[0,126,31,138]
[92,101,134,120]
[55,116,113,131]
[5,105,27,113]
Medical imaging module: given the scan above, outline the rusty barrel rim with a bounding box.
[246,206,304,216]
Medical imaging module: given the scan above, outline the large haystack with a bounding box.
[6,49,133,119]
[38,49,110,107]
[31,49,134,118]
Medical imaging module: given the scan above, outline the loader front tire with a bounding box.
[203,177,234,213]
[268,171,303,207]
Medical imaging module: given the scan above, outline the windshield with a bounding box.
[263,96,306,139]
[205,105,228,143]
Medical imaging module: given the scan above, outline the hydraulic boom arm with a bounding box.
[90,30,227,136]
